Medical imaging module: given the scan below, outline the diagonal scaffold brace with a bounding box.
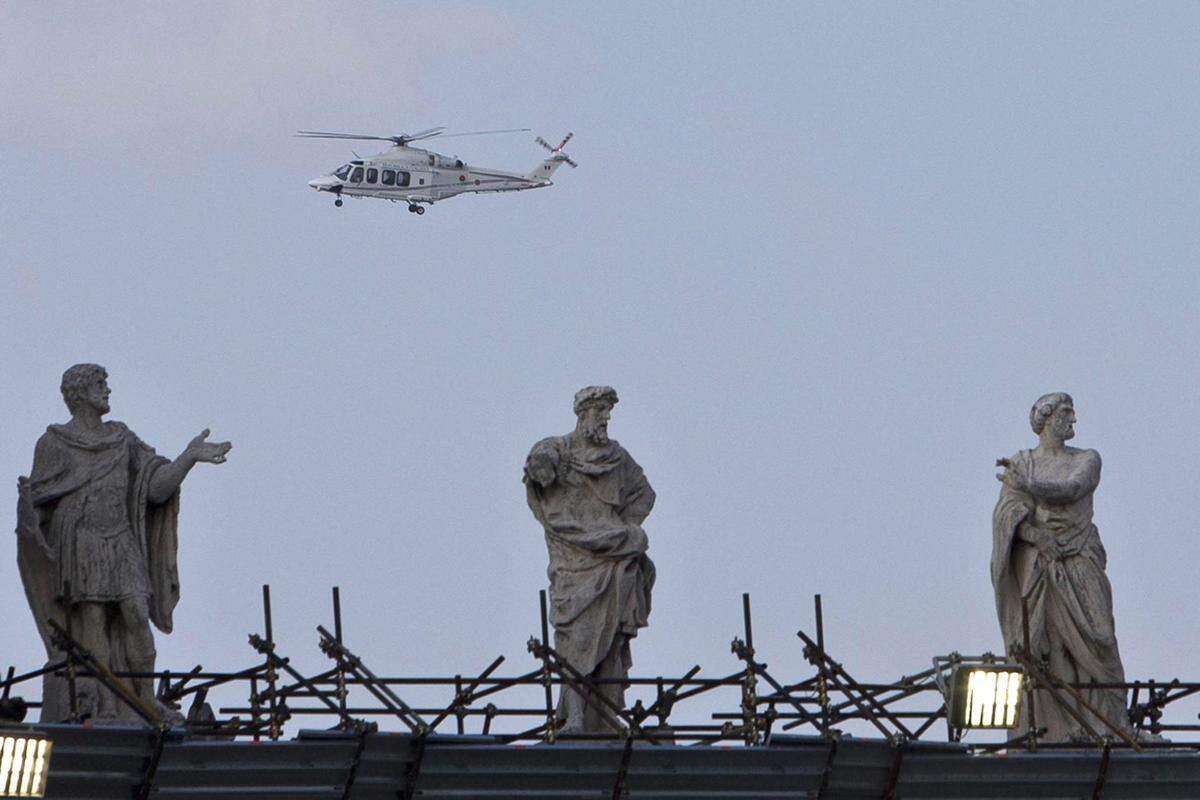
[157,665,203,706]
[795,628,912,738]
[788,596,915,739]
[1010,647,1142,752]
[428,655,506,733]
[633,664,701,729]
[247,630,367,733]
[1014,595,1141,752]
[730,593,823,742]
[47,618,166,728]
[525,635,661,743]
[158,663,273,708]
[317,624,427,734]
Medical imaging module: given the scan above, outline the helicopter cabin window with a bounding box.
[428,155,435,166]
[366,168,378,183]
[350,166,364,182]
[334,164,352,180]
[381,169,396,186]
[396,171,411,187]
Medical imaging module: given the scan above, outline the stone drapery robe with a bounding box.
[991,447,1130,740]
[16,422,181,721]
[524,435,656,683]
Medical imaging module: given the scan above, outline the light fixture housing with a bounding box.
[0,733,52,798]
[946,664,1024,730]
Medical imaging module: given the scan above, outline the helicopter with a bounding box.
[300,127,577,214]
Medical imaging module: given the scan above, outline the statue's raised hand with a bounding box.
[995,456,1029,491]
[186,429,232,465]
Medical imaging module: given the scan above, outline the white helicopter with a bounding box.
[300,127,577,214]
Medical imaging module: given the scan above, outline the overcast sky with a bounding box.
[2,2,1198,740]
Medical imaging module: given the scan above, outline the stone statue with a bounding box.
[992,392,1131,740]
[524,386,655,733]
[15,364,231,723]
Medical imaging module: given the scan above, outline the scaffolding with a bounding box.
[4,587,1198,754]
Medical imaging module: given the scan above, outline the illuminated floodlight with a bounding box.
[0,735,52,798]
[946,665,1023,730]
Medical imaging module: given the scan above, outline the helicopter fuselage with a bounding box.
[307,145,560,210]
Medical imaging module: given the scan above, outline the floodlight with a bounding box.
[945,665,1023,730]
[0,734,52,798]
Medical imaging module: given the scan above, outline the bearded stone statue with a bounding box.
[523,386,655,733]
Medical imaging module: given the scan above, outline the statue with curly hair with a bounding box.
[16,364,231,723]
[992,392,1131,740]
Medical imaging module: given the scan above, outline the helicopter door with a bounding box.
[409,169,431,196]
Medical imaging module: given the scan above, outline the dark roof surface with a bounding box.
[30,724,1200,799]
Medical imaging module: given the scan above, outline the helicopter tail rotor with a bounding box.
[527,132,578,180]
[535,131,576,165]
[534,132,578,169]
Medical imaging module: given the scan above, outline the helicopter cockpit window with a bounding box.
[396,171,411,187]
[334,164,352,180]
[381,169,396,186]
[350,166,364,182]
[366,168,378,184]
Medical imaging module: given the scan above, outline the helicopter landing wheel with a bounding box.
[408,204,418,213]
[414,206,425,215]
[334,198,343,207]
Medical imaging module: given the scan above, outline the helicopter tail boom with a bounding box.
[527,155,568,181]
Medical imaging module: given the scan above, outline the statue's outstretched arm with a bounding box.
[1027,449,1101,504]
[148,429,232,504]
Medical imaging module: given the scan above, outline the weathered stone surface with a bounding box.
[992,392,1130,741]
[16,364,230,723]
[524,386,655,733]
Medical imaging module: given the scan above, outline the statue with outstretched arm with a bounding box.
[15,363,231,723]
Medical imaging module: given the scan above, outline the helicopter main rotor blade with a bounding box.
[298,125,537,148]
[296,131,400,142]
[436,127,532,139]
[296,127,448,145]
[402,126,448,142]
